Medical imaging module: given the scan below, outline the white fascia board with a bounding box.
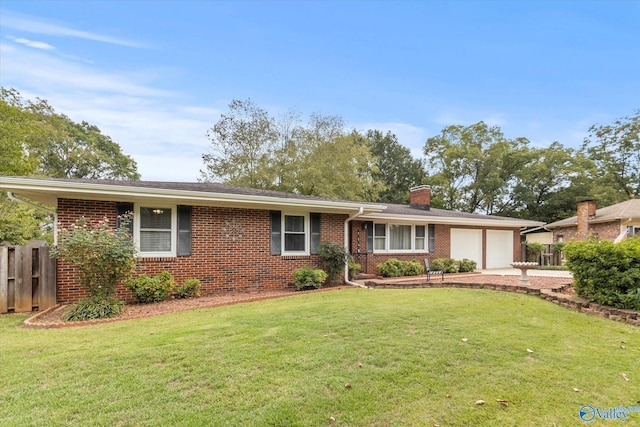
[0,177,387,214]
[361,212,544,228]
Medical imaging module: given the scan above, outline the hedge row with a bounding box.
[564,237,640,310]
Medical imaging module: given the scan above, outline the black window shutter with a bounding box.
[116,202,134,236]
[428,224,435,253]
[177,205,192,256]
[364,221,374,253]
[270,211,281,255]
[310,213,321,254]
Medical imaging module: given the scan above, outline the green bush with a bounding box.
[565,237,640,310]
[52,214,136,301]
[175,278,202,299]
[63,297,124,322]
[457,258,477,273]
[526,242,546,262]
[402,259,425,276]
[125,272,175,303]
[318,242,352,285]
[618,288,640,311]
[293,266,328,290]
[377,259,404,277]
[431,258,459,273]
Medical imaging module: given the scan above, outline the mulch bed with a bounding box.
[23,275,574,328]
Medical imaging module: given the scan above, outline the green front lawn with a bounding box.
[1,288,638,426]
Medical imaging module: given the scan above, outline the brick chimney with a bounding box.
[410,185,431,211]
[576,199,596,240]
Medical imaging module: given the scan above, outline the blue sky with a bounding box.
[1,0,639,181]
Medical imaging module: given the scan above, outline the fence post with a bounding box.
[39,245,57,310]
[0,245,8,313]
[15,245,33,312]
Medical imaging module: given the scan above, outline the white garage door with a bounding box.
[450,229,482,268]
[486,230,514,269]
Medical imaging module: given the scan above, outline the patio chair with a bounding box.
[424,258,444,283]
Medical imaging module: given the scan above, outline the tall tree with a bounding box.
[423,121,529,215]
[0,88,43,176]
[0,87,139,243]
[0,87,139,180]
[201,99,279,187]
[582,111,640,200]
[510,143,595,223]
[201,99,383,200]
[366,130,426,204]
[295,130,383,201]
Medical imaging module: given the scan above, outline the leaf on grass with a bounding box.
[344,383,352,389]
[526,349,534,353]
[621,373,630,382]
[497,399,509,407]
[445,394,451,398]
[461,338,468,342]
[475,400,485,405]
[573,388,579,392]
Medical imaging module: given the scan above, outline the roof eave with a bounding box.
[361,212,543,228]
[0,177,387,214]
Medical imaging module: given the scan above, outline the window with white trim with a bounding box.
[373,223,429,253]
[270,211,319,256]
[389,224,411,251]
[374,223,386,251]
[415,225,426,250]
[135,205,177,257]
[284,213,307,254]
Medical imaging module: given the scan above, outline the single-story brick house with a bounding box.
[545,198,640,243]
[1,177,542,303]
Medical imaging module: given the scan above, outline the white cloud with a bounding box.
[2,11,149,48]
[7,35,55,50]
[134,154,206,182]
[1,44,171,97]
[1,41,220,181]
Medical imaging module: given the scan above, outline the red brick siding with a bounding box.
[56,199,347,303]
[409,186,431,209]
[349,221,521,273]
[553,220,622,243]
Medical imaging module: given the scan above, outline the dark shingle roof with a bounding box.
[546,199,640,228]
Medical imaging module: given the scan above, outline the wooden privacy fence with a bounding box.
[1,241,56,314]
[520,243,563,266]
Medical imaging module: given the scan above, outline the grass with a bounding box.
[1,288,638,426]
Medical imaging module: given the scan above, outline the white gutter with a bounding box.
[0,177,387,214]
[362,213,543,228]
[7,191,58,245]
[344,207,367,288]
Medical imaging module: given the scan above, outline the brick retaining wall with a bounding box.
[366,280,640,327]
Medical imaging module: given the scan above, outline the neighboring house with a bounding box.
[521,226,553,245]
[545,199,640,243]
[0,177,541,303]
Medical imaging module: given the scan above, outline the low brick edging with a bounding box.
[365,280,640,327]
[539,289,640,326]
[22,283,640,328]
[365,280,548,296]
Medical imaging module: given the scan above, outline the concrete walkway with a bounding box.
[480,268,573,278]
